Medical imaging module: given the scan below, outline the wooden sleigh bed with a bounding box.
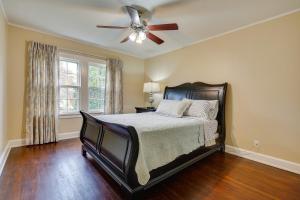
[79,82,227,198]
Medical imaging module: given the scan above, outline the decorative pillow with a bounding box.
[156,100,191,118]
[208,100,219,120]
[183,99,219,120]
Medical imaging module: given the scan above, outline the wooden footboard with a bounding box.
[80,111,141,193]
[80,111,223,198]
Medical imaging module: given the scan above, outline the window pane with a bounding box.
[88,99,100,111]
[60,61,68,74]
[59,58,80,114]
[89,87,101,99]
[67,74,78,86]
[68,100,79,112]
[59,61,68,85]
[68,62,78,74]
[59,73,68,85]
[59,59,79,86]
[88,64,106,112]
[59,87,79,114]
[59,100,68,113]
[59,87,67,99]
[68,88,79,99]
[88,65,100,87]
[99,99,105,111]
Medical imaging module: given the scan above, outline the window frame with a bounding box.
[58,52,106,118]
[58,57,81,116]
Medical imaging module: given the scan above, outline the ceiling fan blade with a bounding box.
[120,36,129,43]
[147,23,179,31]
[125,6,141,25]
[96,25,128,29]
[146,32,164,45]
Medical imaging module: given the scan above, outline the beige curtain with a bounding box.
[105,58,123,114]
[25,41,58,145]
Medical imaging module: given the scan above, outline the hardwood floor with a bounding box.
[0,139,299,200]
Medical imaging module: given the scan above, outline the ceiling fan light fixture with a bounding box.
[136,38,143,44]
[129,31,146,44]
[97,6,178,45]
[138,31,146,41]
[129,32,137,41]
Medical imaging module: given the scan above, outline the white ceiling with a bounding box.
[3,0,300,58]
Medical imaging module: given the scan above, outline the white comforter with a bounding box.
[96,112,218,185]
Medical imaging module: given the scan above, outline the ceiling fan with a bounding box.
[96,6,178,45]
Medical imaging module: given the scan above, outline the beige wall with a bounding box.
[7,25,145,139]
[0,8,8,155]
[145,12,300,163]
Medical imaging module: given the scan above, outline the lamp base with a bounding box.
[148,92,154,107]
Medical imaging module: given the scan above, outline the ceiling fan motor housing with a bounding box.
[97,5,178,45]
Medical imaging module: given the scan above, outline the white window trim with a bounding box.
[59,113,103,119]
[58,51,106,118]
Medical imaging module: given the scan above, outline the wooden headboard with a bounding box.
[163,82,228,146]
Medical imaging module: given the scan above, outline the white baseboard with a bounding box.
[8,138,27,148]
[0,142,10,176]
[226,145,300,175]
[8,131,80,148]
[57,131,80,141]
[0,131,80,176]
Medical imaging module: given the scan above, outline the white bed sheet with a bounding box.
[96,112,218,185]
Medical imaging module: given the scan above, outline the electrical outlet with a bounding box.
[253,140,260,148]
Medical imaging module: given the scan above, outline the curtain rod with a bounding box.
[58,48,109,60]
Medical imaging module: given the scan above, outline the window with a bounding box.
[88,63,106,113]
[58,53,106,116]
[58,59,80,114]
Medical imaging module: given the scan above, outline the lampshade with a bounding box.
[143,82,160,93]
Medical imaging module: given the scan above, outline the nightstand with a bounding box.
[135,107,156,113]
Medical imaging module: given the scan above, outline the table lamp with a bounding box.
[143,82,160,108]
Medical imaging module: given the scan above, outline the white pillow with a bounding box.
[208,100,219,120]
[156,100,191,118]
[183,99,219,120]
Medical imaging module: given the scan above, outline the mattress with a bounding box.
[96,112,218,185]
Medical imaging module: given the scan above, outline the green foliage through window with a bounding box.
[88,64,106,112]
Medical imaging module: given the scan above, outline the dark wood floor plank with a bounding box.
[0,139,299,200]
